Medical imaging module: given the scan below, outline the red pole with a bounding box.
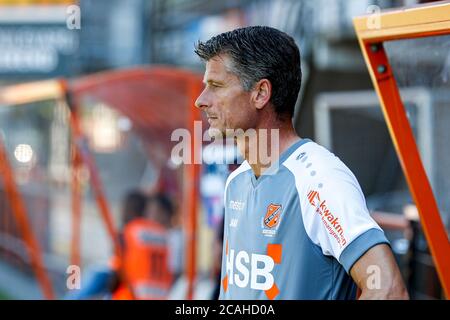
[70,146,82,268]
[185,77,203,300]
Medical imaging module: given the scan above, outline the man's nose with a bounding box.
[194,89,209,110]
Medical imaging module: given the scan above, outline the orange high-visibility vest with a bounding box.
[113,218,173,300]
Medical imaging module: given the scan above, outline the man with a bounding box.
[66,190,174,300]
[67,190,149,300]
[194,26,408,300]
[113,192,175,299]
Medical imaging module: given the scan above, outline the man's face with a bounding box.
[195,54,257,137]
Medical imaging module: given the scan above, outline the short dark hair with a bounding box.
[148,193,175,218]
[147,193,175,228]
[122,190,147,224]
[195,26,301,119]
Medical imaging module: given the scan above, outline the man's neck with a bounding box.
[236,119,300,178]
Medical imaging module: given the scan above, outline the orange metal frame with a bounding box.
[0,136,55,299]
[353,1,450,298]
[185,78,203,300]
[0,68,202,299]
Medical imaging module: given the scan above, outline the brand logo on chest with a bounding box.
[229,200,245,211]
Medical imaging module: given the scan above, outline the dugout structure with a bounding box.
[353,0,450,298]
[0,67,203,299]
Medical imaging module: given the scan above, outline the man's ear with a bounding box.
[251,79,272,110]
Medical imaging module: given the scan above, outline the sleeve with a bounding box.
[300,166,390,273]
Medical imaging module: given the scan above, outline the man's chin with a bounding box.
[207,126,224,139]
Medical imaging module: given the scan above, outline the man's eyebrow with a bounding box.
[203,79,224,85]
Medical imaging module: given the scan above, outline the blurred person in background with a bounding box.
[210,212,224,300]
[166,203,184,283]
[112,192,175,299]
[65,190,147,300]
[66,190,176,299]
